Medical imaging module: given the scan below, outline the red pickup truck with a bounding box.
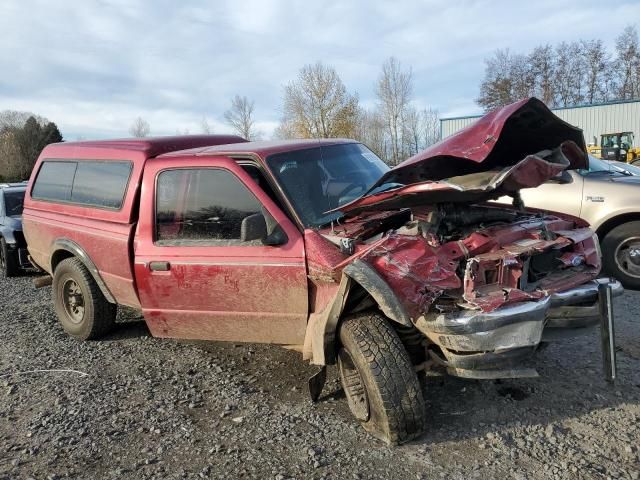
[22,98,621,444]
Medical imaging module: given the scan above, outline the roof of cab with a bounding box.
[39,135,248,160]
[158,138,357,159]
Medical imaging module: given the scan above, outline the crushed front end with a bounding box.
[304,98,623,379]
[322,203,622,379]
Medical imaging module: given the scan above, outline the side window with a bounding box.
[71,161,132,208]
[155,168,263,246]
[31,161,77,202]
[31,160,132,209]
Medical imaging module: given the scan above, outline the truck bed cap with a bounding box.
[41,135,247,159]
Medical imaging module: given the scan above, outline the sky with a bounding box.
[1,0,639,140]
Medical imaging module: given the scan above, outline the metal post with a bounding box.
[598,283,617,384]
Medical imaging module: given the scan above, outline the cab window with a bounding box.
[155,168,263,246]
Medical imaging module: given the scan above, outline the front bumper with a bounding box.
[415,278,623,379]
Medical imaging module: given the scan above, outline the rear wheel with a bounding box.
[338,311,426,444]
[602,221,640,290]
[0,238,19,278]
[52,257,117,340]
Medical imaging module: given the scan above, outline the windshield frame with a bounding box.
[265,143,390,228]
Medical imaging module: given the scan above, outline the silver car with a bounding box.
[504,156,640,289]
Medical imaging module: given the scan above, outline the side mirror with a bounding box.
[547,170,572,184]
[240,212,288,246]
[241,213,267,242]
[263,223,288,246]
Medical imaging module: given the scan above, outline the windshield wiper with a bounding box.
[367,182,404,196]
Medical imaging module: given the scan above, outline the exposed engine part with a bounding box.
[422,203,532,244]
[340,238,355,255]
[438,204,520,228]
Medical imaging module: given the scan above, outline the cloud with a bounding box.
[1,0,639,139]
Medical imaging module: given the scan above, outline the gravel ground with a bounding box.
[1,273,639,480]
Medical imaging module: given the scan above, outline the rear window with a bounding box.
[31,160,133,209]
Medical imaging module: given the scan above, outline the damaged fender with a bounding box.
[303,259,412,365]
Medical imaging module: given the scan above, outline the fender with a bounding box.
[343,259,412,327]
[50,239,116,304]
[304,258,412,365]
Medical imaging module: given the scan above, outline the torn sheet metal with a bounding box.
[337,141,586,214]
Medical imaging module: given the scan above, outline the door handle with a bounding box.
[149,261,171,272]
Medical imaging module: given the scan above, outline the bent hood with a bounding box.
[339,97,588,213]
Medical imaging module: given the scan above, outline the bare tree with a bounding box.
[376,57,413,165]
[422,108,440,148]
[200,116,212,134]
[129,117,150,138]
[477,49,532,111]
[529,45,556,105]
[0,110,48,130]
[582,39,610,103]
[280,62,359,139]
[478,29,640,110]
[401,107,441,158]
[224,95,260,140]
[402,106,422,157]
[615,25,640,99]
[554,41,585,107]
[354,108,388,161]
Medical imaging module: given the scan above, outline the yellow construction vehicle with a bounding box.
[587,132,640,164]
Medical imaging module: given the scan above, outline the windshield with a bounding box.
[579,156,628,176]
[3,190,25,216]
[267,143,389,227]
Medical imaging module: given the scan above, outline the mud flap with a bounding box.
[308,366,327,402]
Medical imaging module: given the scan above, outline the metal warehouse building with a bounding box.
[440,99,640,145]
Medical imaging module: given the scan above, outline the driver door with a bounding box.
[134,157,309,345]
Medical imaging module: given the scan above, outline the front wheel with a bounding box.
[52,257,117,340]
[338,312,426,444]
[602,221,640,290]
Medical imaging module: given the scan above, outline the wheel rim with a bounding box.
[614,236,640,279]
[338,348,370,422]
[62,279,85,323]
[0,247,5,272]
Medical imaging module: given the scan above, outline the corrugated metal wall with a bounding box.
[440,100,640,144]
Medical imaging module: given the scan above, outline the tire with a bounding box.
[0,238,19,278]
[52,257,117,340]
[338,311,426,444]
[601,221,640,290]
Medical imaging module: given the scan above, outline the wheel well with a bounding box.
[595,214,640,242]
[50,249,74,272]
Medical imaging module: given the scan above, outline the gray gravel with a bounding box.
[1,273,639,479]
